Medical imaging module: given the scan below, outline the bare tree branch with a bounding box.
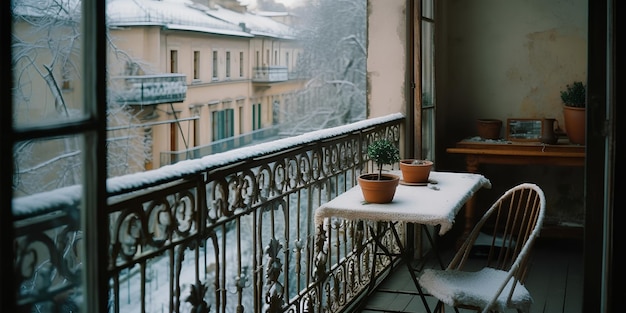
[280,0,366,135]
[12,0,153,196]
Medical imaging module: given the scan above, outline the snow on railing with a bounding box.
[13,113,405,313]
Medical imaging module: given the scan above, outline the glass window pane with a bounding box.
[421,21,435,109]
[13,136,85,310]
[421,1,436,161]
[12,2,85,128]
[12,0,91,310]
[13,136,84,197]
[421,108,435,161]
[422,0,435,20]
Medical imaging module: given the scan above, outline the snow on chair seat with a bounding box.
[418,183,545,313]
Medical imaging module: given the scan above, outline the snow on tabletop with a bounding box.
[315,171,491,236]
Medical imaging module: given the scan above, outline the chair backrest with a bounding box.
[447,183,546,282]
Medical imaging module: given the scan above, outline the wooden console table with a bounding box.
[447,138,585,236]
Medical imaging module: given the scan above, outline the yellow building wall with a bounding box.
[109,26,304,169]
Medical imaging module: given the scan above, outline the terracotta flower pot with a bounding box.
[357,173,400,203]
[563,106,585,145]
[399,159,433,183]
[476,119,502,140]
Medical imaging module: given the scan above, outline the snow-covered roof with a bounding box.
[256,11,291,17]
[107,0,294,39]
[203,4,295,39]
[14,0,295,39]
[107,0,252,37]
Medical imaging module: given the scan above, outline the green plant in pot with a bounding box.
[560,81,586,145]
[357,138,400,203]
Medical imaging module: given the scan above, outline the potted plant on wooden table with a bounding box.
[357,138,401,203]
[560,81,586,145]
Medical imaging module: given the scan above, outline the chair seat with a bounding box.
[418,267,532,312]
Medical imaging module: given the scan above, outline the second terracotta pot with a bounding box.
[476,119,502,140]
[399,159,433,183]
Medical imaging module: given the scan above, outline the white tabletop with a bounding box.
[315,171,491,235]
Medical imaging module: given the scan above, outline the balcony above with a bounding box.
[252,66,288,83]
[111,74,187,105]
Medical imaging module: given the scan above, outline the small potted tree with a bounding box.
[560,81,586,144]
[357,138,400,203]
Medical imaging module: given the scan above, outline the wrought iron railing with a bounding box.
[12,113,406,313]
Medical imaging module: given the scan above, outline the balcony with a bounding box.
[111,74,188,105]
[11,113,582,313]
[252,66,289,83]
[13,114,408,313]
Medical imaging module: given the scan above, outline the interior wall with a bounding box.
[436,0,588,231]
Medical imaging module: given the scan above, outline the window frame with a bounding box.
[252,102,262,130]
[193,50,200,80]
[226,51,231,78]
[212,50,219,80]
[4,1,110,311]
[239,51,244,77]
[420,0,436,161]
[171,49,178,73]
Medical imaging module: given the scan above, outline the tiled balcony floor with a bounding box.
[359,237,583,313]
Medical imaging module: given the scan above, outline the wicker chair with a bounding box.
[418,183,546,313]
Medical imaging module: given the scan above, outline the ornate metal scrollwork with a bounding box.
[186,281,211,313]
[14,215,82,312]
[264,238,285,313]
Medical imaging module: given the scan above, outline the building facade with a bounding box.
[107,0,304,169]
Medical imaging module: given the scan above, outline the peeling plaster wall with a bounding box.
[441,0,587,132]
[437,0,588,228]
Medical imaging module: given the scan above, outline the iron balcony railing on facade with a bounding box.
[13,113,411,313]
[160,126,281,166]
[252,66,289,83]
[111,74,188,106]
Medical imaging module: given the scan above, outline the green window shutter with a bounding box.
[257,103,262,129]
[252,104,257,130]
[212,111,219,141]
[227,109,234,137]
[218,110,225,140]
